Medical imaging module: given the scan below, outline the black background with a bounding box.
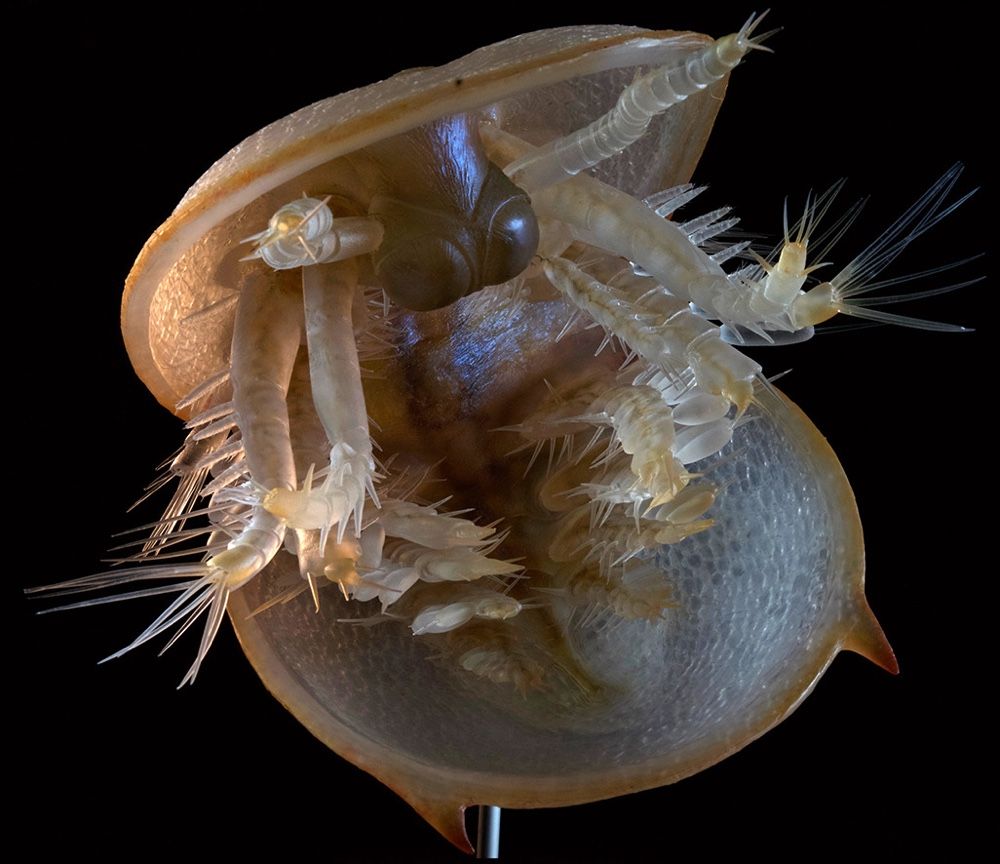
[16,3,990,861]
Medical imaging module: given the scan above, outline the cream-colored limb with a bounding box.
[506,12,770,192]
[263,258,378,549]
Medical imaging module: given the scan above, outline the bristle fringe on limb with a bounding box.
[828,164,978,332]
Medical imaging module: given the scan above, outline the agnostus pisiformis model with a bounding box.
[29,13,980,855]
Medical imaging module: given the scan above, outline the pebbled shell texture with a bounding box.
[22,7,987,860]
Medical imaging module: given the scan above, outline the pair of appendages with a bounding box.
[34,14,975,696]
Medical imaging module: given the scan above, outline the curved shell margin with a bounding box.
[120,26,721,415]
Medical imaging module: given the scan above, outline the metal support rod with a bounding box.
[475,805,501,859]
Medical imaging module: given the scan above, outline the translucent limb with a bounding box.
[300,258,380,546]
[240,196,384,270]
[231,272,302,491]
[791,164,978,332]
[505,12,772,192]
[542,257,760,411]
[411,589,523,636]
